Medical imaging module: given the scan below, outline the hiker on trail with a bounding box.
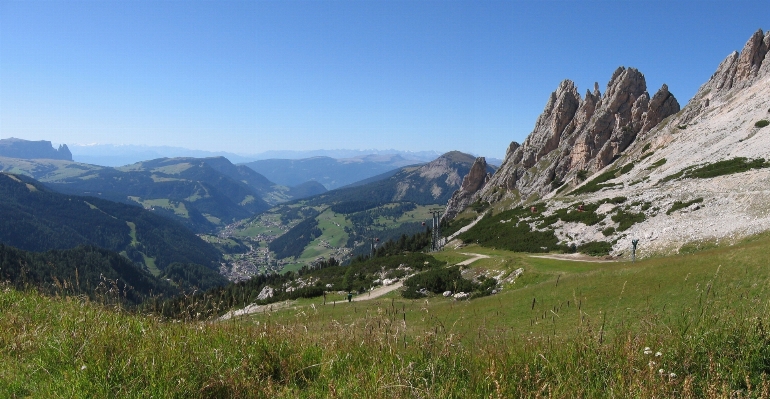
[347,292,353,302]
[323,291,327,305]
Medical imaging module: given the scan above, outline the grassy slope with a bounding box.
[4,235,770,397]
[231,203,442,271]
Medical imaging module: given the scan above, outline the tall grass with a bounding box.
[4,234,770,397]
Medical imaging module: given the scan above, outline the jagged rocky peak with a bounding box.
[511,80,581,169]
[460,157,489,193]
[735,29,769,81]
[444,66,680,219]
[679,29,770,124]
[443,157,490,220]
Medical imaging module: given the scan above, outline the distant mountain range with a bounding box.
[241,154,424,190]
[67,144,442,167]
[225,151,496,273]
[303,151,496,207]
[0,138,72,161]
[0,155,326,232]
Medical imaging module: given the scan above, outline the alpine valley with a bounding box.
[4,24,770,399]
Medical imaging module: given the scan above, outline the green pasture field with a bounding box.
[3,233,770,397]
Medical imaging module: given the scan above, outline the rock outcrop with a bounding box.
[0,138,73,161]
[678,29,770,124]
[444,67,680,218]
[444,157,491,219]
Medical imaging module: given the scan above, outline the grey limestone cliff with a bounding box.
[678,28,770,125]
[445,67,680,218]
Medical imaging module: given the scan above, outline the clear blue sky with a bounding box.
[1,1,768,159]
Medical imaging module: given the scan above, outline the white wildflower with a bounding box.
[648,361,656,367]
[644,347,652,355]
[655,351,662,357]
[658,369,665,375]
[669,372,677,378]
[80,365,87,371]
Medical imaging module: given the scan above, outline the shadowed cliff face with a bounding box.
[444,66,680,218]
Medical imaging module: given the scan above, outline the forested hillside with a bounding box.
[0,156,323,233]
[0,244,176,305]
[0,173,222,272]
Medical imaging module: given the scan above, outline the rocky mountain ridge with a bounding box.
[446,29,770,258]
[242,153,422,190]
[304,151,496,207]
[448,66,680,216]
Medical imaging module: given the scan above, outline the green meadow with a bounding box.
[3,233,770,397]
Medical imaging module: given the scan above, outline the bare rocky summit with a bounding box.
[445,66,680,218]
[445,29,770,258]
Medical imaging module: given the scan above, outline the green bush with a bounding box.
[666,198,703,215]
[619,163,634,175]
[458,208,560,253]
[606,196,627,204]
[687,157,768,179]
[755,119,769,128]
[568,164,633,196]
[646,158,667,170]
[469,200,490,213]
[641,143,651,153]
[611,209,646,231]
[576,170,588,181]
[543,204,603,226]
[403,266,475,295]
[659,157,770,185]
[577,241,612,256]
[639,151,654,161]
[602,227,616,236]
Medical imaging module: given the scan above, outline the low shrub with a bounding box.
[544,204,603,226]
[611,209,646,231]
[755,119,769,128]
[469,200,490,213]
[602,227,616,236]
[666,198,703,215]
[568,165,632,196]
[659,157,770,185]
[606,196,627,204]
[402,266,477,297]
[639,151,654,161]
[619,163,634,175]
[577,241,612,256]
[646,158,667,170]
[687,157,768,179]
[458,211,560,253]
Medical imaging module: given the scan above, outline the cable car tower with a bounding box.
[429,208,444,251]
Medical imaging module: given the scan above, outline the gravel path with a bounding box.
[220,252,494,318]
